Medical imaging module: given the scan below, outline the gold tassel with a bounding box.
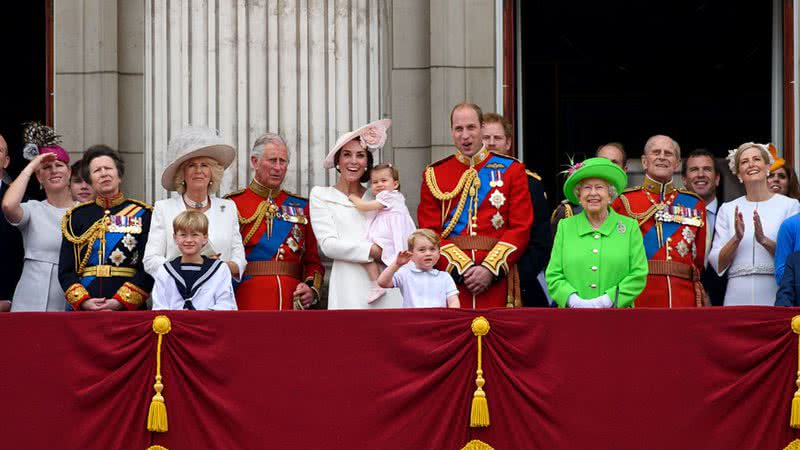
[147,446,169,450]
[460,439,495,450]
[783,439,800,450]
[147,315,172,433]
[470,316,491,427]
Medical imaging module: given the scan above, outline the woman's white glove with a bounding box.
[593,294,613,308]
[568,293,612,308]
[567,293,591,308]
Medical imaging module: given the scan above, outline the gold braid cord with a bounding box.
[461,440,495,450]
[61,213,107,275]
[618,194,658,226]
[470,316,491,427]
[425,167,479,239]
[238,201,270,245]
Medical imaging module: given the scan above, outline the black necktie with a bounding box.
[183,300,196,310]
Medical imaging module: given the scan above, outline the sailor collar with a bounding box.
[249,179,281,199]
[455,147,490,167]
[95,192,126,209]
[642,175,675,197]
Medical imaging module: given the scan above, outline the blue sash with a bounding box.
[240,195,307,285]
[443,155,512,237]
[642,192,700,259]
[80,207,147,288]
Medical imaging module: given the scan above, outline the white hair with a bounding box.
[573,179,618,202]
[251,133,288,162]
[644,135,681,160]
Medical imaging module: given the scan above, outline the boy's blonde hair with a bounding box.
[173,210,209,235]
[407,228,440,250]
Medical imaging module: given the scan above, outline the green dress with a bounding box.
[546,209,648,308]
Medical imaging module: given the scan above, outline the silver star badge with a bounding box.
[676,240,689,258]
[489,190,506,209]
[491,212,504,229]
[109,248,126,266]
[122,233,137,251]
[681,227,695,245]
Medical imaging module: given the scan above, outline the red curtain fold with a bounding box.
[0,307,798,450]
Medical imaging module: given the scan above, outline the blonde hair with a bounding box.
[727,142,773,176]
[173,157,225,194]
[173,210,209,235]
[407,228,440,250]
[370,163,401,190]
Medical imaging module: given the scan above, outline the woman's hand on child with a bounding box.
[394,251,412,266]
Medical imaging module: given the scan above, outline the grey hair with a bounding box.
[250,133,288,161]
[573,179,618,202]
[644,134,681,160]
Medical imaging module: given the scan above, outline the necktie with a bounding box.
[183,300,196,310]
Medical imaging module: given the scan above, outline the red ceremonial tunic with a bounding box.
[611,177,707,307]
[226,180,324,310]
[418,148,533,309]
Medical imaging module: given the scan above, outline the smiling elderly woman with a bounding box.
[546,157,647,308]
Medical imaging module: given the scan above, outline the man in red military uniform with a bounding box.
[612,134,707,307]
[418,103,533,309]
[226,133,324,310]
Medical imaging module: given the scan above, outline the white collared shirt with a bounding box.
[392,262,459,308]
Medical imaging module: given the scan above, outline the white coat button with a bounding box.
[590,283,597,289]
[592,249,598,254]
[594,234,600,239]
[591,266,598,271]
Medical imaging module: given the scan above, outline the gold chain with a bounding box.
[238,201,270,245]
[425,167,477,201]
[61,214,108,275]
[440,170,480,239]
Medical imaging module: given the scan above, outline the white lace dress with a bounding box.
[708,194,800,306]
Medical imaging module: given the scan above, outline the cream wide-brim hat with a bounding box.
[160,127,236,191]
[323,119,392,169]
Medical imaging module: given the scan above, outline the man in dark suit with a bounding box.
[482,113,552,307]
[776,251,800,306]
[0,133,24,311]
[682,149,727,306]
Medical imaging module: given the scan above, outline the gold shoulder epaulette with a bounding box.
[678,189,701,200]
[525,170,542,181]
[128,198,153,210]
[623,185,642,194]
[426,154,454,169]
[489,151,523,164]
[223,188,246,199]
[283,190,308,201]
[65,200,95,216]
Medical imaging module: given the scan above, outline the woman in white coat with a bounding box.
[143,127,246,280]
[309,120,402,309]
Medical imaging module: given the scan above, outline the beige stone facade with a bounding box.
[54,0,499,216]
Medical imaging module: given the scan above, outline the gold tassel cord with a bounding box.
[792,316,800,429]
[147,315,172,433]
[460,440,495,450]
[784,440,800,450]
[470,316,491,428]
[147,446,169,450]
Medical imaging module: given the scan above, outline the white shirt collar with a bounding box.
[407,261,439,275]
[706,197,718,214]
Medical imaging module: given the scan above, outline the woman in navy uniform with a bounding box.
[59,146,154,310]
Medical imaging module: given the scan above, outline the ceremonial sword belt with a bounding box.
[243,261,303,280]
[449,236,499,251]
[82,265,137,278]
[647,260,699,281]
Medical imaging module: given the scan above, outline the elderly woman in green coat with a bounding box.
[546,157,648,308]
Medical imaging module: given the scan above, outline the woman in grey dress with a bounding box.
[1,131,75,311]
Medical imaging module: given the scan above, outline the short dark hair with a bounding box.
[82,145,125,181]
[333,140,374,183]
[70,160,84,181]
[681,149,717,177]
[596,142,627,166]
[449,102,484,128]
[483,113,513,139]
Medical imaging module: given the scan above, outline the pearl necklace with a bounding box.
[183,194,209,209]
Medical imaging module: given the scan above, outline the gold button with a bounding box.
[592,249,598,254]
[105,210,111,215]
[590,283,597,289]
[594,234,600,239]
[278,254,284,260]
[591,266,598,271]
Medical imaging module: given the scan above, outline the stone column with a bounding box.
[144,0,391,200]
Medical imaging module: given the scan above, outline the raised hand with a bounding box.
[734,205,745,241]
[753,209,766,245]
[394,250,412,266]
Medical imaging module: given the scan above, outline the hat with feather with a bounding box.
[22,122,69,163]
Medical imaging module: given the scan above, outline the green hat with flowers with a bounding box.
[562,157,627,205]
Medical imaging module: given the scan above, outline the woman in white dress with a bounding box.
[143,127,246,280]
[309,119,402,309]
[709,142,800,305]
[1,126,75,311]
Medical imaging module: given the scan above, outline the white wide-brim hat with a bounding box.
[323,119,392,169]
[161,127,236,190]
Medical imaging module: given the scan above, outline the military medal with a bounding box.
[286,236,299,253]
[676,240,689,257]
[491,212,504,229]
[489,190,506,209]
[682,227,695,245]
[616,221,626,234]
[122,233,137,251]
[292,224,303,243]
[109,248,126,266]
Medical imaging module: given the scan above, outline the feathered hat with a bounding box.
[22,122,69,163]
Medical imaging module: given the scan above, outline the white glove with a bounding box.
[567,293,590,308]
[593,294,613,308]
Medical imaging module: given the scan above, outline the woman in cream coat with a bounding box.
[143,127,246,279]
[310,120,402,309]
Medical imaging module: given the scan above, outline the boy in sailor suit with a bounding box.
[152,210,236,310]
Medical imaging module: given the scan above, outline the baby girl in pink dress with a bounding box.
[349,163,416,302]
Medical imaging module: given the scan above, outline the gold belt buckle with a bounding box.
[96,265,112,277]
